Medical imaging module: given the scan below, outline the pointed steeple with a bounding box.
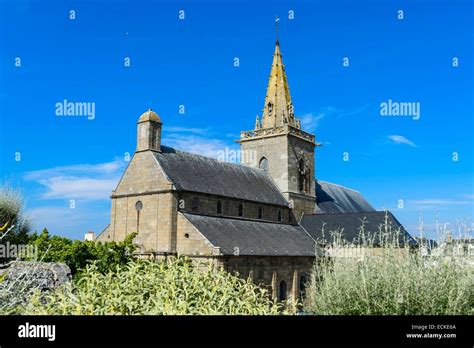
[255,114,261,129]
[260,37,295,129]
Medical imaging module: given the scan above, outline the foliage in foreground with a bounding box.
[0,183,32,260]
[19,258,282,315]
[305,231,473,315]
[26,229,137,274]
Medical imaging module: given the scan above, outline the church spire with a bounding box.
[255,114,261,129]
[260,29,295,129]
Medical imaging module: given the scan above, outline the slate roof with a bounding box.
[182,212,317,256]
[300,211,417,246]
[315,180,375,214]
[154,146,289,207]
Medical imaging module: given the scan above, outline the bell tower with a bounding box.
[238,34,318,220]
[136,109,162,152]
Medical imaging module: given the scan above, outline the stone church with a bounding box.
[97,37,412,301]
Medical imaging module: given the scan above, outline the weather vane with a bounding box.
[275,15,280,44]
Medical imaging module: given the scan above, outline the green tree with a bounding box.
[27,229,137,274]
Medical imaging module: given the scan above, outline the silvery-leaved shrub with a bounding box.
[0,183,32,263]
[21,257,282,315]
[304,223,473,315]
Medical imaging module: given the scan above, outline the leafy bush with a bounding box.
[305,230,473,315]
[0,183,32,262]
[26,229,137,274]
[21,258,281,315]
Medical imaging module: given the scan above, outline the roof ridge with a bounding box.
[307,210,391,216]
[160,145,274,176]
[317,179,361,193]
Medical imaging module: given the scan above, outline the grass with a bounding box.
[304,217,473,315]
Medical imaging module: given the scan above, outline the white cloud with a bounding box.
[337,104,370,118]
[410,199,471,206]
[37,177,119,200]
[163,133,236,159]
[165,127,209,135]
[24,161,123,180]
[300,112,325,132]
[24,159,125,201]
[225,133,239,138]
[388,135,417,147]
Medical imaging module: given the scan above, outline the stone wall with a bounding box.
[240,133,290,193]
[286,192,317,222]
[240,132,317,218]
[0,262,71,310]
[219,255,315,301]
[113,150,170,196]
[176,212,217,257]
[287,133,316,196]
[101,150,179,254]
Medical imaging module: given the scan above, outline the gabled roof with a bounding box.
[154,146,289,206]
[183,212,317,256]
[315,180,375,214]
[300,211,417,246]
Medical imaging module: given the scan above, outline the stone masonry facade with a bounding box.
[98,40,320,301]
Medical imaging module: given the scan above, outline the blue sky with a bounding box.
[0,0,472,240]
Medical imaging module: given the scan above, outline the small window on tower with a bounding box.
[267,102,273,116]
[259,157,268,173]
[217,200,222,215]
[277,209,282,222]
[258,207,263,219]
[299,158,305,192]
[238,203,243,217]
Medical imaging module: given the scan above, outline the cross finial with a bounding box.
[275,16,280,45]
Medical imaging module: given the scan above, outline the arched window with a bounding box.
[267,102,273,117]
[135,201,143,233]
[257,207,263,219]
[279,280,287,301]
[299,158,305,191]
[259,157,268,173]
[217,200,222,215]
[299,275,307,298]
[277,209,282,222]
[238,203,243,217]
